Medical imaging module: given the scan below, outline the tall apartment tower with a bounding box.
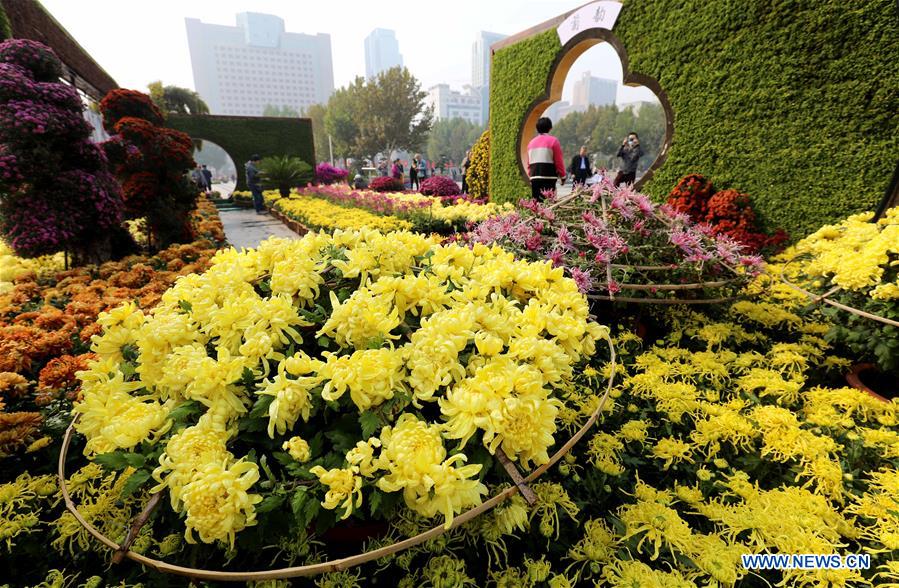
[185,13,334,116]
[571,71,617,110]
[364,28,403,78]
[471,31,507,125]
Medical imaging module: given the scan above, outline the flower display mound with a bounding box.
[775,206,899,372]
[667,174,789,254]
[73,229,607,552]
[419,175,461,198]
[470,181,764,300]
[369,176,403,192]
[314,162,348,185]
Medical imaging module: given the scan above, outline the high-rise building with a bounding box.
[185,13,334,116]
[425,84,482,124]
[571,71,617,110]
[471,31,507,124]
[364,28,403,78]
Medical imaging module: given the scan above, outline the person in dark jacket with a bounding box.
[410,154,421,190]
[614,132,644,186]
[460,149,471,194]
[245,154,265,214]
[569,146,591,186]
[201,165,213,192]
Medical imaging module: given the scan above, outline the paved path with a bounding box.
[219,209,298,250]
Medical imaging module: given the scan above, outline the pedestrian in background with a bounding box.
[245,154,265,214]
[526,117,566,200]
[460,149,471,194]
[614,132,644,186]
[410,154,421,190]
[569,146,591,186]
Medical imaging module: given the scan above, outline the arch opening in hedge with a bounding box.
[518,33,673,190]
[166,114,315,191]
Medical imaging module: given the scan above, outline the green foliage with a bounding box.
[259,155,313,195]
[302,103,330,165]
[426,118,484,165]
[166,114,314,191]
[489,1,899,237]
[262,104,300,117]
[0,2,10,41]
[147,81,209,115]
[324,67,433,161]
[553,103,666,175]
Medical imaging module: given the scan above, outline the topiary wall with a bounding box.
[166,114,314,191]
[490,0,899,238]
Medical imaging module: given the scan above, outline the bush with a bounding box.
[100,89,197,249]
[259,155,313,197]
[369,176,403,192]
[315,162,349,185]
[467,129,490,200]
[419,175,461,197]
[0,39,123,262]
[667,174,788,254]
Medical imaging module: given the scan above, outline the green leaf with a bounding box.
[359,411,380,439]
[241,367,257,388]
[256,494,286,514]
[168,400,201,425]
[122,453,147,468]
[316,336,331,349]
[120,362,136,379]
[120,469,151,497]
[368,488,384,517]
[249,394,275,419]
[178,300,193,313]
[93,451,132,471]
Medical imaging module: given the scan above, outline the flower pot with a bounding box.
[845,363,894,403]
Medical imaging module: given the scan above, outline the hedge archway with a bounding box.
[166,114,315,191]
[489,0,899,238]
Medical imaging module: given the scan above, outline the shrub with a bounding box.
[315,162,348,185]
[259,155,313,197]
[369,176,403,192]
[467,129,490,200]
[419,175,461,197]
[100,89,197,249]
[0,39,123,262]
[666,174,788,254]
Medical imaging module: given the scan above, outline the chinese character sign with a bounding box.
[557,1,623,46]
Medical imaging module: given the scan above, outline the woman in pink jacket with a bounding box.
[526,117,566,200]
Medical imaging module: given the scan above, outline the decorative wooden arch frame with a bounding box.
[492,1,675,192]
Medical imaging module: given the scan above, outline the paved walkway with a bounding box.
[219,209,298,250]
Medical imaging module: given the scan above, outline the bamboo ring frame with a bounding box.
[778,256,899,328]
[58,338,617,582]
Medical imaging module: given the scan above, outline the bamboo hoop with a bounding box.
[587,293,739,305]
[777,257,899,328]
[58,338,617,582]
[595,278,736,292]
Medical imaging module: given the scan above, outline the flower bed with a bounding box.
[470,181,763,301]
[775,207,899,372]
[273,193,413,233]
[68,230,606,563]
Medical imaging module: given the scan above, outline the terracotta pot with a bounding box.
[845,363,890,403]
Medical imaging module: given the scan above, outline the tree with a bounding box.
[427,118,484,164]
[356,67,433,162]
[147,81,210,115]
[262,104,299,117]
[302,103,329,164]
[0,3,11,41]
[324,77,365,160]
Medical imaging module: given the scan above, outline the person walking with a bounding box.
[245,154,265,214]
[460,149,471,194]
[614,132,644,186]
[526,117,566,200]
[410,154,421,190]
[417,155,427,184]
[201,164,213,193]
[569,146,591,186]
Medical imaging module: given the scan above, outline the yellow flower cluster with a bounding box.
[74,228,605,542]
[274,195,412,232]
[778,207,899,296]
[0,241,64,295]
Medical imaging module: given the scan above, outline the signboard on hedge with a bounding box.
[557,1,623,45]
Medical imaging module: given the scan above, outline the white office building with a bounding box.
[364,28,403,78]
[471,31,507,124]
[572,71,617,110]
[185,13,334,116]
[426,84,482,124]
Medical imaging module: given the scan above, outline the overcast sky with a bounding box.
[39,0,657,105]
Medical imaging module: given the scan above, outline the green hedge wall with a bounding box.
[166,114,314,191]
[490,0,899,238]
